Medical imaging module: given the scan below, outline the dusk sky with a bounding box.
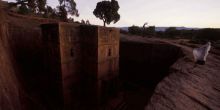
[4,0,220,28]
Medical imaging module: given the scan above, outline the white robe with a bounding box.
[193,42,211,62]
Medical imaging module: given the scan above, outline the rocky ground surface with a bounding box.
[121,34,220,110]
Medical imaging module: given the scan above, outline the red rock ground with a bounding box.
[121,34,220,110]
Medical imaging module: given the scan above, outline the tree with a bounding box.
[18,3,29,14]
[128,25,141,35]
[86,20,90,25]
[93,0,120,27]
[58,0,79,21]
[142,22,148,37]
[37,0,46,13]
[27,0,37,13]
[14,0,47,14]
[165,27,179,38]
[195,28,220,41]
[146,26,156,36]
[81,19,85,24]
[57,5,68,21]
[43,6,59,18]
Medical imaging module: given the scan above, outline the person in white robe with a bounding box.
[193,42,211,65]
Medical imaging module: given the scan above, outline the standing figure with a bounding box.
[193,42,211,65]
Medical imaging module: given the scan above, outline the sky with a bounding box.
[4,0,220,28]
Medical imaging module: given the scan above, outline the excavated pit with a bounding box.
[119,40,184,110]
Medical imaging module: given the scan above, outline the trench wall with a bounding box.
[6,12,60,110]
[120,41,184,87]
[0,3,21,110]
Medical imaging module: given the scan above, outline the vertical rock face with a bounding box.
[120,41,184,86]
[6,9,51,110]
[119,39,184,110]
[0,3,21,110]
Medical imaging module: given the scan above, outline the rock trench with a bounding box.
[119,39,184,110]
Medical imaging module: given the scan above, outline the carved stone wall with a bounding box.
[80,25,120,109]
[98,27,119,80]
[42,23,120,110]
[59,23,82,109]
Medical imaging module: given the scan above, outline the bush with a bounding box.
[128,25,142,35]
[194,28,220,41]
[164,27,180,38]
[120,29,129,34]
[128,25,155,36]
[18,4,29,15]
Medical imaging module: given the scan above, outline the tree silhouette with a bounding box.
[12,0,79,21]
[27,0,36,12]
[81,19,85,24]
[14,0,47,14]
[37,0,46,13]
[165,27,179,38]
[93,0,120,27]
[18,3,29,14]
[128,25,141,35]
[142,22,148,37]
[58,0,79,21]
[86,20,90,25]
[58,5,68,21]
[43,6,58,18]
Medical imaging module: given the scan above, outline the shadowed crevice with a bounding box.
[119,41,184,110]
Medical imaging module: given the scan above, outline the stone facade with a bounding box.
[41,23,119,110]
[80,25,120,109]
